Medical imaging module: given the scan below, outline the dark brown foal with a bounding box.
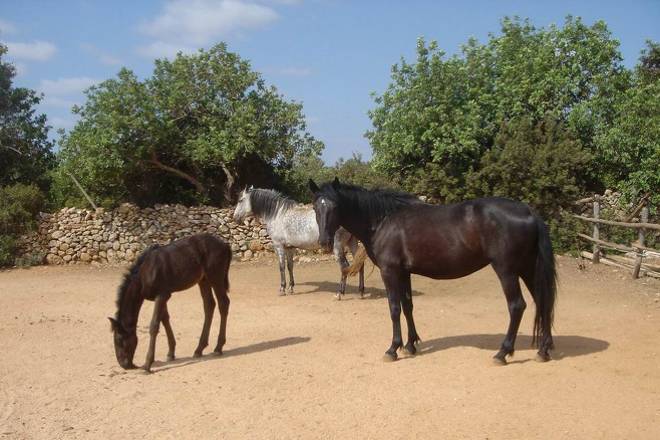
[109,233,232,373]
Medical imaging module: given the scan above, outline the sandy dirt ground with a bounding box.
[1,256,659,439]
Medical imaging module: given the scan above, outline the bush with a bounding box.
[0,235,16,267]
[0,183,45,266]
[466,117,592,218]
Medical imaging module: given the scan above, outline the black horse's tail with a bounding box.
[224,251,232,293]
[532,216,557,347]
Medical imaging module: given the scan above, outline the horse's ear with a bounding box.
[332,176,340,189]
[108,317,122,333]
[248,185,254,192]
[308,179,319,193]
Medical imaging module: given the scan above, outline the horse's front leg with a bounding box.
[399,273,421,355]
[275,245,287,295]
[348,238,365,298]
[285,248,295,294]
[334,244,349,299]
[380,268,405,362]
[144,294,168,373]
[161,303,176,361]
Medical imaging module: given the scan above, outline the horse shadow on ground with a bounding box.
[296,280,424,300]
[151,336,310,373]
[412,333,609,363]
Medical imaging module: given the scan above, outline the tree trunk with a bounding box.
[148,152,207,195]
[220,162,235,203]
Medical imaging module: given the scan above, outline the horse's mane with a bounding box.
[249,188,297,220]
[115,244,160,318]
[319,182,423,224]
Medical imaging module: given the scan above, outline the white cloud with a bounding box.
[136,41,198,59]
[80,43,122,66]
[6,40,57,61]
[0,18,17,35]
[38,77,100,111]
[39,77,99,97]
[138,0,279,56]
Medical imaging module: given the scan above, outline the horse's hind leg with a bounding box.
[144,294,168,373]
[193,278,216,358]
[210,275,230,355]
[285,248,295,294]
[493,268,527,365]
[161,303,176,361]
[275,245,287,295]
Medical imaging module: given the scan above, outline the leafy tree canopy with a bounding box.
[368,16,629,198]
[54,43,323,207]
[0,43,54,191]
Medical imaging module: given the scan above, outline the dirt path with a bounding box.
[1,256,659,439]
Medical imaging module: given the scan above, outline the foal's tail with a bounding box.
[532,216,557,347]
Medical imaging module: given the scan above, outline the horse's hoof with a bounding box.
[193,351,203,358]
[334,293,341,301]
[535,352,551,363]
[213,349,223,356]
[492,356,507,366]
[403,344,417,356]
[278,291,286,296]
[142,367,153,374]
[166,354,175,361]
[382,352,398,362]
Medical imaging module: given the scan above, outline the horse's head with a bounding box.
[233,186,253,223]
[108,317,138,369]
[309,177,341,252]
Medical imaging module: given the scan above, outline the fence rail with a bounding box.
[574,197,659,279]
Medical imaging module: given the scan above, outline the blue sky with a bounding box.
[2,0,659,163]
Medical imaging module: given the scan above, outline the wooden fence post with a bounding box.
[632,206,648,279]
[592,196,600,264]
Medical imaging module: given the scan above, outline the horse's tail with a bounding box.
[224,245,232,293]
[343,245,367,277]
[532,216,557,347]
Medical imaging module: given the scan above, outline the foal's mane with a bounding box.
[249,188,297,220]
[115,244,160,317]
[319,182,423,224]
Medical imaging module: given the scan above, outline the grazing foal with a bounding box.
[109,233,232,372]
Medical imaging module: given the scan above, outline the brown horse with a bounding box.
[109,233,232,372]
[309,178,556,364]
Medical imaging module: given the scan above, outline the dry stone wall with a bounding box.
[19,203,273,265]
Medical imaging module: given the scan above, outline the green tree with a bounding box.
[0,43,54,190]
[368,17,627,200]
[0,43,52,266]
[54,43,323,207]
[594,40,660,205]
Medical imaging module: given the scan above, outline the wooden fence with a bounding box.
[574,196,660,279]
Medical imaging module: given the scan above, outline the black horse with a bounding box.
[109,233,232,372]
[309,178,556,364]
